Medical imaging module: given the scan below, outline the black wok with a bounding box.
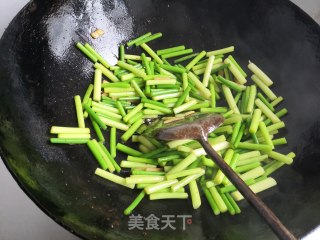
[1,0,320,239]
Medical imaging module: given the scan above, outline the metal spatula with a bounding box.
[155,113,296,240]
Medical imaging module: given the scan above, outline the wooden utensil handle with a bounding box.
[199,137,296,240]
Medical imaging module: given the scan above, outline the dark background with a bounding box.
[0,0,319,239]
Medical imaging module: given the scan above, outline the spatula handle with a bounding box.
[199,137,296,240]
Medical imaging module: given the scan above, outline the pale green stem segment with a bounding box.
[255,99,280,123]
[220,179,256,193]
[251,75,276,100]
[124,54,151,61]
[82,84,94,105]
[74,95,85,128]
[237,142,273,152]
[116,143,143,157]
[213,149,234,185]
[185,50,207,70]
[239,166,265,182]
[171,172,205,192]
[50,138,89,144]
[272,138,287,146]
[123,103,144,122]
[220,192,235,215]
[207,46,234,56]
[87,140,108,170]
[236,155,268,166]
[84,43,111,68]
[117,60,147,78]
[96,141,115,172]
[249,109,262,134]
[248,62,273,86]
[110,127,117,157]
[144,179,178,194]
[135,32,162,46]
[149,192,188,200]
[131,80,146,98]
[209,186,228,213]
[167,153,198,174]
[50,126,90,134]
[99,116,129,131]
[76,43,98,62]
[121,118,144,141]
[189,180,201,209]
[157,45,186,55]
[57,133,90,139]
[267,122,285,132]
[188,72,211,99]
[92,102,120,113]
[202,184,220,215]
[231,177,277,201]
[271,96,283,107]
[202,55,215,87]
[83,104,107,130]
[166,168,204,180]
[258,121,274,148]
[238,151,261,161]
[93,69,102,102]
[120,161,156,169]
[224,58,247,84]
[246,85,257,113]
[94,63,119,82]
[98,142,120,173]
[173,99,197,114]
[161,49,193,59]
[267,151,293,165]
[227,55,247,77]
[95,168,135,189]
[126,175,165,184]
[127,32,152,46]
[140,43,163,64]
[222,85,240,114]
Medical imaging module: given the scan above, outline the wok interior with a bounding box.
[1,0,320,239]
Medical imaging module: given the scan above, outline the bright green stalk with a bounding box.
[76,42,98,62]
[185,50,206,70]
[157,45,186,55]
[121,118,143,141]
[206,46,234,56]
[124,190,145,215]
[140,43,163,64]
[50,138,89,144]
[94,63,119,82]
[117,61,147,78]
[127,32,152,46]
[161,49,193,59]
[116,143,143,157]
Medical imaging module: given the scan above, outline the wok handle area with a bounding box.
[198,137,297,240]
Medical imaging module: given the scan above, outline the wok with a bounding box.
[1,0,320,239]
